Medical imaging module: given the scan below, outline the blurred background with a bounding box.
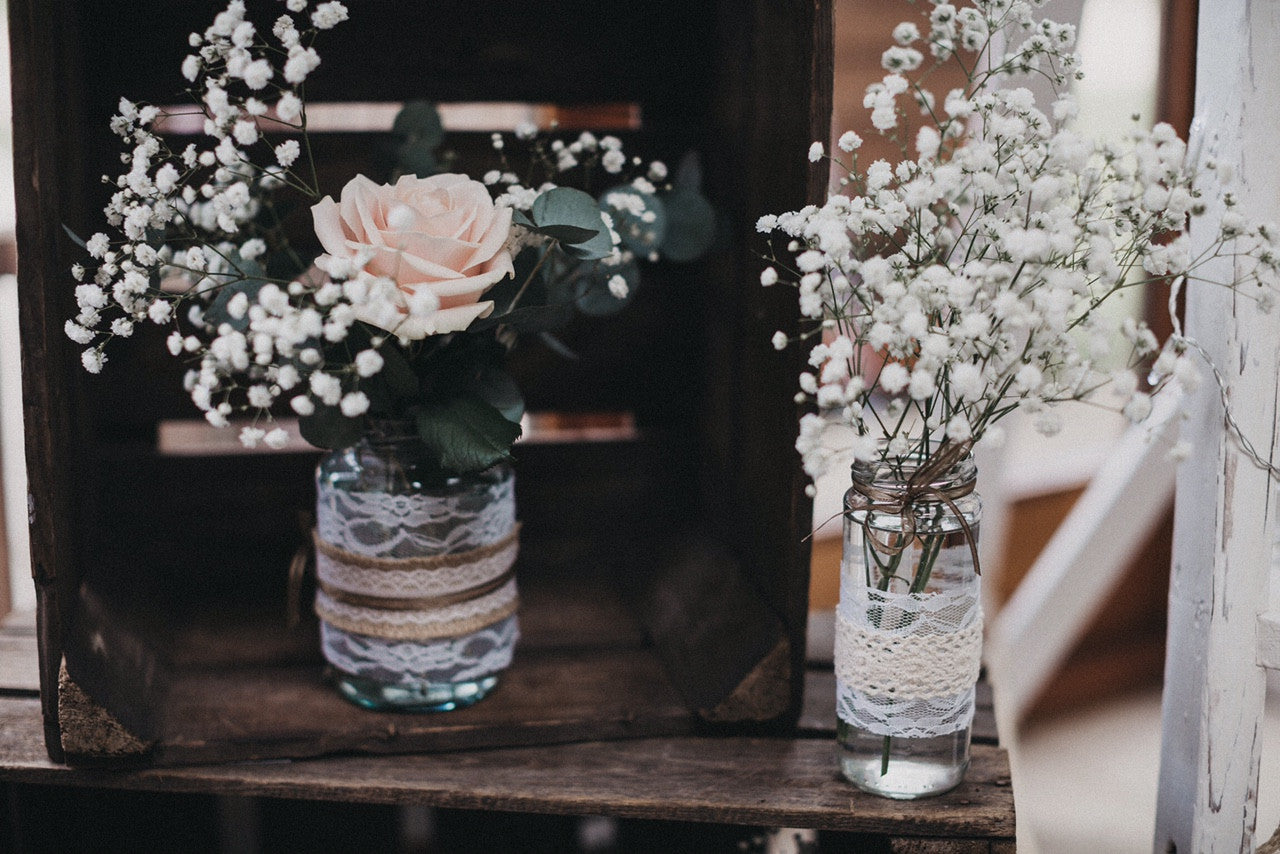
[0,0,1276,852]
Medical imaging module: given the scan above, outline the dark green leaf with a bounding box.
[511,209,536,229]
[532,223,600,244]
[298,405,364,450]
[392,101,445,147]
[658,189,716,262]
[378,342,420,401]
[531,187,609,241]
[396,139,439,178]
[470,302,575,333]
[471,366,525,424]
[412,395,522,475]
[560,227,613,261]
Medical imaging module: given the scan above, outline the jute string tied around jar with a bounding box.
[843,440,982,578]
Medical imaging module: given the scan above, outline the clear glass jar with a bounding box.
[835,450,982,798]
[314,423,519,712]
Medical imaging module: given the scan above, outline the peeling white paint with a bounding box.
[1153,3,1280,851]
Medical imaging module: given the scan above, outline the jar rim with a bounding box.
[850,443,976,492]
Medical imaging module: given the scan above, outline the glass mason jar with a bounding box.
[835,449,982,798]
[313,423,519,712]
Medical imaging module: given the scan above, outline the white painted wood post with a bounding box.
[1153,2,1280,851]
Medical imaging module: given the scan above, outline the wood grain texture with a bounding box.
[0,695,1013,840]
[56,565,692,766]
[1155,2,1280,850]
[0,621,39,694]
[8,0,91,766]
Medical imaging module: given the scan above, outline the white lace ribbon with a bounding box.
[321,618,519,685]
[834,585,982,738]
[316,474,515,558]
[314,469,519,682]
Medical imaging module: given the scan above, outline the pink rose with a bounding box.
[311,173,514,337]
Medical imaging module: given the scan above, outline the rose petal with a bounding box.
[311,196,350,257]
[392,300,494,338]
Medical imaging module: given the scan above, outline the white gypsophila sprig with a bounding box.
[762,0,1280,483]
[68,1,358,445]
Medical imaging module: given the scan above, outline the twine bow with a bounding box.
[844,440,982,577]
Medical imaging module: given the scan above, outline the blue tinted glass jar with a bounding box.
[313,423,519,712]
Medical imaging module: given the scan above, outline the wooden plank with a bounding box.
[1154,3,1280,852]
[625,533,790,721]
[0,620,39,694]
[55,562,679,766]
[9,0,91,766]
[0,695,1014,840]
[148,648,692,766]
[886,840,997,854]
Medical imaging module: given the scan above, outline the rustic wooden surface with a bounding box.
[0,615,38,694]
[625,533,790,720]
[55,564,695,766]
[9,0,90,765]
[0,693,1013,841]
[1155,2,1279,850]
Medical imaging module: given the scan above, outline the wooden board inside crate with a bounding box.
[59,533,703,767]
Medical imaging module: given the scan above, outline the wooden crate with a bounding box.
[11,0,831,765]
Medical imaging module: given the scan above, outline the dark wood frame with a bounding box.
[11,0,831,765]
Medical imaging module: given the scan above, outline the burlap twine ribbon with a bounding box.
[843,440,982,577]
[289,524,520,640]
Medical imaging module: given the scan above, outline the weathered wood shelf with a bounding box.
[1,617,1014,850]
[0,691,1014,846]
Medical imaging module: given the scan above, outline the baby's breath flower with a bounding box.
[354,349,384,378]
[837,131,863,152]
[759,0,1280,477]
[339,390,370,417]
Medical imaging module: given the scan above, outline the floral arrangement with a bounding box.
[66,0,712,475]
[760,0,1280,485]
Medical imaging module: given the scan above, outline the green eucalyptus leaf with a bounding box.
[298,404,364,450]
[658,189,716,262]
[411,395,522,475]
[511,209,536,230]
[378,343,420,401]
[560,227,613,261]
[471,366,525,424]
[392,101,445,147]
[533,223,601,244]
[396,139,439,178]
[599,185,667,256]
[573,258,640,317]
[531,187,606,238]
